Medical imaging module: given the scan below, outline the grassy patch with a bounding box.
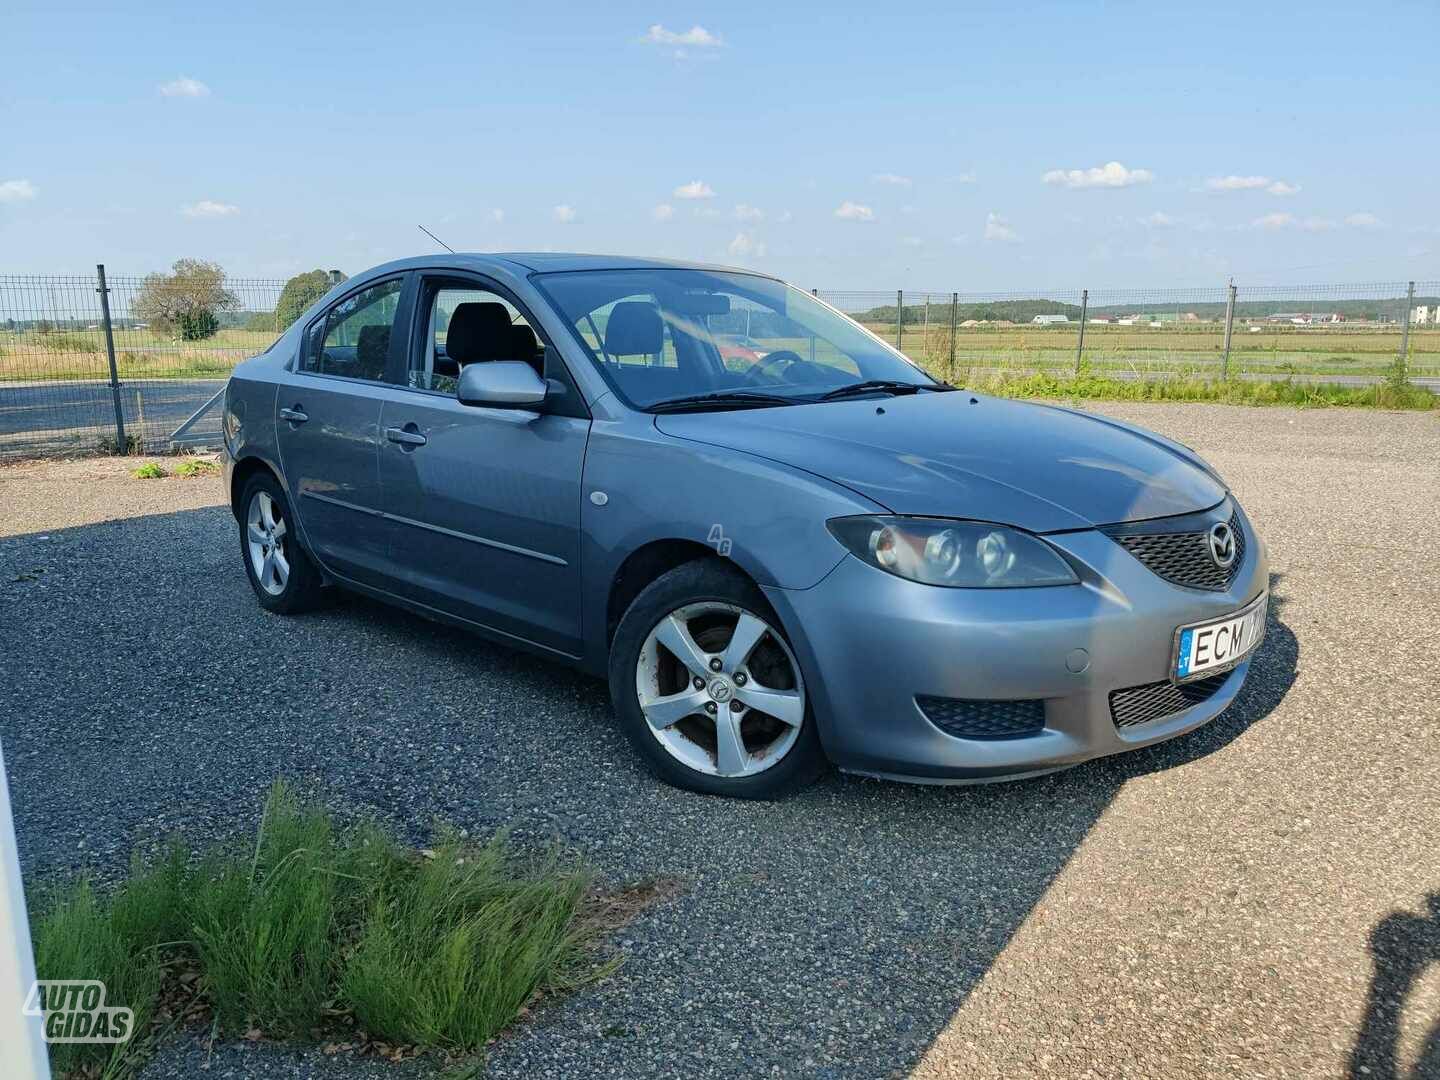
[28,784,616,1079]
[965,370,1439,410]
[171,458,219,478]
[130,462,166,479]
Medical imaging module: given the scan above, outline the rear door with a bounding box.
[375,275,591,656]
[275,274,412,587]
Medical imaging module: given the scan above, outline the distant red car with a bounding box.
[715,333,769,369]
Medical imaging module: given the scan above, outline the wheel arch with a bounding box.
[605,539,755,648]
[229,454,280,518]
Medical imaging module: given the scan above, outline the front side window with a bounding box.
[303,278,403,381]
[534,269,933,410]
[409,282,544,393]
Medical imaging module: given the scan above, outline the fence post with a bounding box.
[95,264,127,454]
[949,292,958,382]
[1221,279,1236,380]
[1074,289,1088,375]
[896,289,903,352]
[1399,280,1415,374]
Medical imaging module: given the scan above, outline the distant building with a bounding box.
[1031,314,1070,325]
[1086,316,1113,325]
[1414,305,1433,325]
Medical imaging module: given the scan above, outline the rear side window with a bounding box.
[302,279,403,381]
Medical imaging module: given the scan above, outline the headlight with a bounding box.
[826,516,1078,588]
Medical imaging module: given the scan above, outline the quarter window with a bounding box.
[303,279,403,381]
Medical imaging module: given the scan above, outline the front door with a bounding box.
[275,275,408,588]
[376,277,590,656]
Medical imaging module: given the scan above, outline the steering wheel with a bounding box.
[741,349,837,387]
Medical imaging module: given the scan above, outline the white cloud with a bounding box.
[1301,216,1336,232]
[834,200,875,222]
[954,171,977,184]
[984,212,1019,243]
[1042,161,1153,189]
[1205,174,1299,196]
[873,173,912,187]
[651,203,675,222]
[488,208,505,224]
[0,179,38,203]
[1251,212,1295,230]
[901,236,924,248]
[643,24,724,48]
[776,209,793,224]
[734,203,764,222]
[727,231,766,258]
[1346,211,1383,228]
[674,179,715,200]
[181,200,238,218]
[693,206,721,219]
[159,76,210,98]
[1141,211,1176,227]
[553,204,578,223]
[950,234,970,246]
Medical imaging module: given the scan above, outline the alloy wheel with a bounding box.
[245,489,290,596]
[635,601,806,778]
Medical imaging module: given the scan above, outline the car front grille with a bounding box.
[916,696,1045,740]
[1112,512,1246,592]
[1109,673,1229,730]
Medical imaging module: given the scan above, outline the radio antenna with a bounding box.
[418,224,455,253]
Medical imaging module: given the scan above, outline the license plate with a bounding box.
[1172,594,1267,683]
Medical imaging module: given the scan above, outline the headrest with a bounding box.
[355,324,390,374]
[604,301,663,357]
[447,302,512,364]
[509,324,538,358]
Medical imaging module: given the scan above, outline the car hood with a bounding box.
[654,392,1226,532]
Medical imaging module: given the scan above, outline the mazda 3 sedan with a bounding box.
[222,254,1268,798]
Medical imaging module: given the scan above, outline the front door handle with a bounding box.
[279,406,309,424]
[385,425,428,448]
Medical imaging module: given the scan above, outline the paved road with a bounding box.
[0,378,225,456]
[3,368,1436,460]
[0,405,1436,1078]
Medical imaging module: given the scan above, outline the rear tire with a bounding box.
[238,472,326,615]
[608,560,826,799]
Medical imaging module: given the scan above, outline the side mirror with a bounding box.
[457,361,548,409]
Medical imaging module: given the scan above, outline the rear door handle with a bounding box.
[279,406,308,423]
[385,426,428,448]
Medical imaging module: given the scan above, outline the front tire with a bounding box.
[238,473,325,614]
[608,560,826,799]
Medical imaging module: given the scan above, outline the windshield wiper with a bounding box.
[817,379,955,401]
[647,390,798,414]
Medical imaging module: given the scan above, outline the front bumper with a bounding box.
[762,506,1269,782]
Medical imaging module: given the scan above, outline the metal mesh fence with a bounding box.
[0,270,284,459]
[817,282,1439,389]
[1,270,1436,460]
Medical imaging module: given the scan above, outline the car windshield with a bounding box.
[532,268,937,410]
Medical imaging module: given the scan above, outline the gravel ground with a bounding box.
[1,404,1437,1079]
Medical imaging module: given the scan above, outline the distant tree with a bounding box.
[245,311,279,333]
[132,259,239,341]
[275,270,338,331]
[34,319,53,334]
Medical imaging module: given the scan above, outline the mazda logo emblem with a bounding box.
[1207,522,1237,569]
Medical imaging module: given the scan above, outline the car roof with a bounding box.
[350,252,778,280]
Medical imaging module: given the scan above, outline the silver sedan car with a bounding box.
[222,254,1268,798]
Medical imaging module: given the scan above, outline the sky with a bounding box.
[2,0,1436,291]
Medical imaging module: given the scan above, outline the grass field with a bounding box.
[0,327,279,381]
[4,321,1438,391]
[861,321,1440,381]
